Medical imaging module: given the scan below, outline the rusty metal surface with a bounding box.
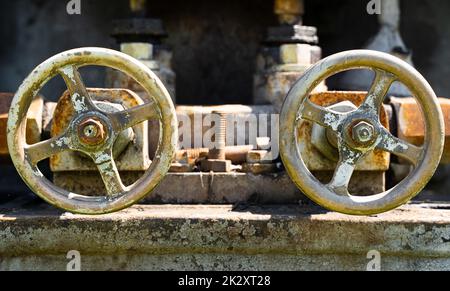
[208,110,228,160]
[149,105,275,163]
[274,0,304,18]
[241,163,278,175]
[392,97,450,164]
[7,48,178,215]
[130,0,146,14]
[0,93,43,156]
[175,104,274,149]
[53,170,385,201]
[299,91,390,171]
[175,145,253,165]
[310,101,357,162]
[51,88,149,172]
[199,110,233,172]
[175,148,208,164]
[200,159,232,173]
[280,50,444,215]
[169,162,194,173]
[246,150,274,164]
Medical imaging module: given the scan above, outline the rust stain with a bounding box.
[0,93,14,154]
[51,91,74,136]
[397,98,450,137]
[1,93,43,155]
[52,88,141,137]
[7,47,177,215]
[50,88,146,171]
[299,91,390,171]
[275,0,303,14]
[395,97,450,163]
[309,91,389,127]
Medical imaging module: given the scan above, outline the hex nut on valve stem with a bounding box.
[351,121,376,146]
[78,118,107,146]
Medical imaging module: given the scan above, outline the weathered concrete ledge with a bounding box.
[1,202,450,270]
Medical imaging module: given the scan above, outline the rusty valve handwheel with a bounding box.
[7,48,178,214]
[280,50,445,215]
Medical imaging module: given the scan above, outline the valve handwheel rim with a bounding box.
[7,47,178,215]
[280,50,445,215]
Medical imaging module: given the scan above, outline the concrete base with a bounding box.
[53,171,385,203]
[1,200,450,271]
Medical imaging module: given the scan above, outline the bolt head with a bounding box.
[83,125,98,138]
[78,118,107,146]
[352,121,375,145]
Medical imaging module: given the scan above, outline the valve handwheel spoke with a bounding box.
[376,128,423,166]
[7,48,178,215]
[25,134,71,165]
[327,142,363,196]
[361,70,397,116]
[299,98,344,131]
[92,150,127,197]
[109,100,159,132]
[280,50,444,215]
[59,65,97,113]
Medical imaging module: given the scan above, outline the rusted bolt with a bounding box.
[130,0,146,14]
[274,0,304,25]
[352,121,375,145]
[78,118,106,146]
[201,111,234,172]
[209,111,227,160]
[83,124,98,138]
